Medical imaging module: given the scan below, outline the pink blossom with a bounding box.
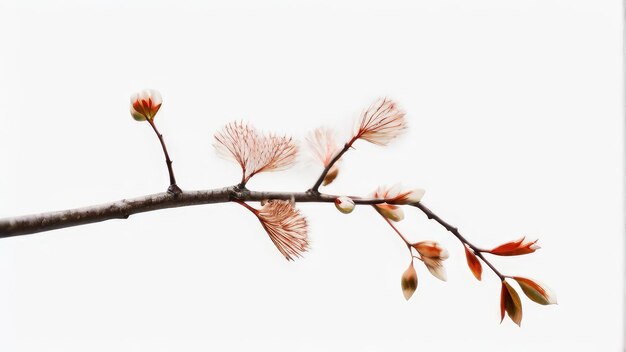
[354,98,407,145]
[256,200,309,261]
[214,121,298,185]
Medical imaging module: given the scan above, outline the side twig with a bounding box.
[147,119,182,194]
[412,202,505,281]
[308,137,356,194]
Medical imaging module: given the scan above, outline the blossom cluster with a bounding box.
[129,89,555,326]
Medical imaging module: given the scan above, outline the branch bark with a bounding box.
[0,187,387,238]
[0,183,509,282]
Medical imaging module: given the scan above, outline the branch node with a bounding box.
[167,184,183,195]
[306,188,320,196]
[230,185,250,200]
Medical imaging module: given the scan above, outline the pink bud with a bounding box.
[130,89,162,121]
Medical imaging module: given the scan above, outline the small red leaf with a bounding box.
[464,245,482,281]
[500,281,523,326]
[489,236,540,256]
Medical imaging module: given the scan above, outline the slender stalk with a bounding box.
[379,210,412,246]
[0,188,388,238]
[147,119,181,194]
[412,202,505,281]
[379,211,413,255]
[308,137,357,194]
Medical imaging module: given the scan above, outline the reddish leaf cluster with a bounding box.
[500,277,557,326]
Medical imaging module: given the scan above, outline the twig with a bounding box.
[412,202,505,281]
[308,137,357,194]
[147,119,181,194]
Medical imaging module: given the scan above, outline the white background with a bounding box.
[0,0,623,351]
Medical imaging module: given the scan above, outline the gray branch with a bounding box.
[0,186,386,238]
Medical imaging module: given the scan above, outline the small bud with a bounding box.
[323,164,340,186]
[334,196,355,214]
[401,263,418,300]
[130,89,162,121]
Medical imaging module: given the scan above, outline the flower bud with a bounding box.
[323,164,340,186]
[401,263,418,300]
[130,89,162,121]
[334,196,355,214]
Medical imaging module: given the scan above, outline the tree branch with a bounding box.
[412,202,505,281]
[0,187,388,238]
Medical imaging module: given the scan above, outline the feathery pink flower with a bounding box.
[306,127,342,186]
[130,89,162,121]
[354,98,407,145]
[255,200,309,261]
[214,121,298,185]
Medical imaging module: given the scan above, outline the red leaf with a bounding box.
[489,236,540,256]
[464,245,482,281]
[500,281,523,326]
